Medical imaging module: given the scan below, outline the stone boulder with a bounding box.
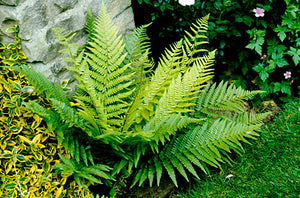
[0,0,135,85]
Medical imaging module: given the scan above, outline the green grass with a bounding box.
[175,98,300,198]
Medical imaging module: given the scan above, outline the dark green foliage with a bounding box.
[132,0,300,104]
[11,3,269,196]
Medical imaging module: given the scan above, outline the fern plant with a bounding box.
[9,2,269,195]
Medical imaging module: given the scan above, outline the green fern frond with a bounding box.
[11,64,70,106]
[123,23,154,86]
[124,23,152,63]
[234,111,271,126]
[54,154,113,187]
[196,81,263,116]
[143,41,183,107]
[131,41,183,125]
[22,100,71,146]
[49,98,99,136]
[182,14,209,64]
[135,15,213,126]
[121,88,145,132]
[132,111,265,188]
[85,6,96,40]
[154,51,215,123]
[67,4,135,133]
[52,28,80,63]
[140,114,205,153]
[8,3,270,191]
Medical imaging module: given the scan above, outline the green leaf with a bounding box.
[16,154,26,162]
[276,58,289,68]
[162,158,177,187]
[154,157,163,186]
[253,63,269,81]
[5,182,16,189]
[246,40,263,55]
[273,82,282,92]
[0,42,6,49]
[138,167,148,186]
[78,173,103,184]
[287,47,300,66]
[80,145,88,166]
[5,27,17,33]
[280,83,292,95]
[87,150,95,166]
[274,25,287,42]
[148,164,155,187]
[7,43,17,50]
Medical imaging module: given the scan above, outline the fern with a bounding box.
[123,24,154,92]
[84,6,96,42]
[11,64,70,106]
[54,154,113,187]
[9,3,270,194]
[124,23,152,63]
[70,5,136,133]
[132,111,267,187]
[196,81,263,117]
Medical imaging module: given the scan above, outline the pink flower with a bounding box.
[27,88,34,92]
[253,7,265,17]
[246,131,251,134]
[298,107,300,112]
[284,71,292,79]
[260,54,267,60]
[226,174,234,178]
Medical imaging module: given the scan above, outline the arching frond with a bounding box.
[182,14,210,65]
[70,4,135,133]
[131,112,266,188]
[11,64,70,106]
[153,51,215,124]
[124,23,152,63]
[196,81,264,117]
[84,6,96,40]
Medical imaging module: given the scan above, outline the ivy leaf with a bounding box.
[276,58,289,68]
[282,16,296,28]
[273,82,282,92]
[267,59,276,70]
[281,84,291,95]
[287,47,300,66]
[273,45,287,54]
[274,25,288,42]
[246,38,263,55]
[253,63,269,81]
[273,82,292,95]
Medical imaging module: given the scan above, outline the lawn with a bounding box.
[175,98,300,198]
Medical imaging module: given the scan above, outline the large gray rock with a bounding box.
[0,0,135,85]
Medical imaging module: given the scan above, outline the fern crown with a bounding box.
[10,2,269,191]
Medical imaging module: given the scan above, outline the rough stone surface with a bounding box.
[0,0,19,6]
[0,0,135,85]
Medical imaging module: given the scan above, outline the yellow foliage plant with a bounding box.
[0,26,93,197]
